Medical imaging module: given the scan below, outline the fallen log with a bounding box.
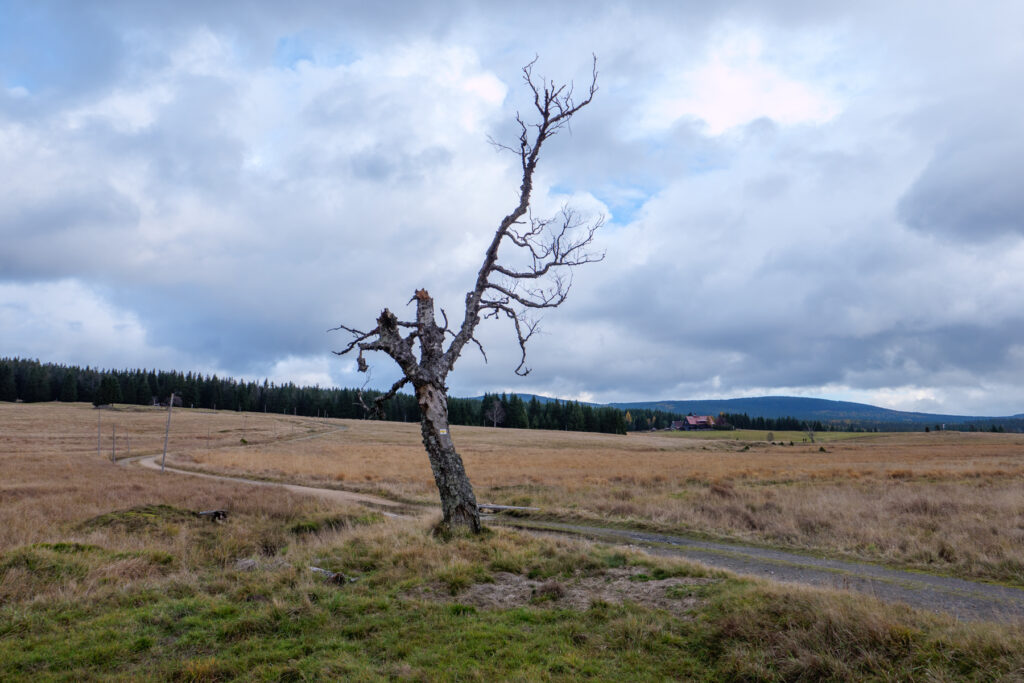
[197,509,228,522]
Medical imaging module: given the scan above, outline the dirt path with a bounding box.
[497,521,1024,624]
[133,456,1024,623]
[131,455,408,512]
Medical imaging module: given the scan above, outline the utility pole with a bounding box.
[161,392,174,473]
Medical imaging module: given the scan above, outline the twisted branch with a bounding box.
[332,56,601,404]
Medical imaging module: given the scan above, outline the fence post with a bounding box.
[161,392,174,473]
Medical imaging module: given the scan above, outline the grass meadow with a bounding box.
[662,428,867,443]
[2,401,1023,680]
[178,414,1024,586]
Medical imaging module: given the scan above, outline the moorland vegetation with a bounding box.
[3,402,1023,679]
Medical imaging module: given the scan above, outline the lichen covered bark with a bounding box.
[415,380,480,533]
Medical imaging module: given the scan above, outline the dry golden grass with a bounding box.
[6,402,1024,681]
[4,402,1024,583]
[170,411,1024,584]
[0,401,372,604]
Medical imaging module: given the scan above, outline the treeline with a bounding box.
[466,393,628,434]
[717,413,831,432]
[622,409,689,432]
[0,358,627,434]
[9,357,1017,434]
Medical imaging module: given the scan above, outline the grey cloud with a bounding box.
[5,1,1024,416]
[135,76,247,194]
[350,145,453,183]
[0,186,140,280]
[898,134,1024,240]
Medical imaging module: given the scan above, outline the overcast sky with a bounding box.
[2,1,1023,415]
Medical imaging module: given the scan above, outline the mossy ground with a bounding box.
[2,515,1022,682]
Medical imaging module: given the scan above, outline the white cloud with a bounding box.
[3,3,1024,417]
[263,354,334,388]
[0,280,181,370]
[640,26,842,136]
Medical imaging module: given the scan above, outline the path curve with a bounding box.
[134,455,1024,623]
[132,455,408,512]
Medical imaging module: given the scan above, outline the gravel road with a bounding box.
[499,520,1024,624]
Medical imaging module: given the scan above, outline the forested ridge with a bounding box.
[0,357,635,434]
[8,357,1003,433]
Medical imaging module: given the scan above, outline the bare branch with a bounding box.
[327,56,601,534]
[470,335,488,363]
[330,324,379,357]
[444,56,601,373]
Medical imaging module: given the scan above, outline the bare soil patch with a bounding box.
[410,566,715,618]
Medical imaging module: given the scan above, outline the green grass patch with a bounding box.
[3,517,1021,681]
[80,504,199,533]
[288,511,384,535]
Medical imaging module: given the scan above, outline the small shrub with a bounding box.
[710,482,735,498]
[531,580,565,603]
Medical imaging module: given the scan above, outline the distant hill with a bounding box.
[471,393,1022,427]
[608,396,1006,426]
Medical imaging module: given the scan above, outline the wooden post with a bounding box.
[161,392,174,473]
[112,424,116,462]
[97,409,101,458]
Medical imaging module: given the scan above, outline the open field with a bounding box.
[662,428,873,442]
[163,409,1024,585]
[2,401,1024,679]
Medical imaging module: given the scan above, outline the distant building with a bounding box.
[668,416,716,430]
[685,415,715,430]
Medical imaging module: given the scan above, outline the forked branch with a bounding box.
[333,56,602,392]
[444,55,602,374]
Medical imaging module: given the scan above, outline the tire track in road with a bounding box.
[495,520,1024,624]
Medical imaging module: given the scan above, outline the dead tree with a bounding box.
[484,398,506,428]
[333,57,602,533]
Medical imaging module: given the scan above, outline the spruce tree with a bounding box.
[0,363,16,401]
[24,365,47,402]
[59,372,78,402]
[94,375,123,407]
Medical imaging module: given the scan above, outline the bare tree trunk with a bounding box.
[415,381,480,533]
[332,59,600,535]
